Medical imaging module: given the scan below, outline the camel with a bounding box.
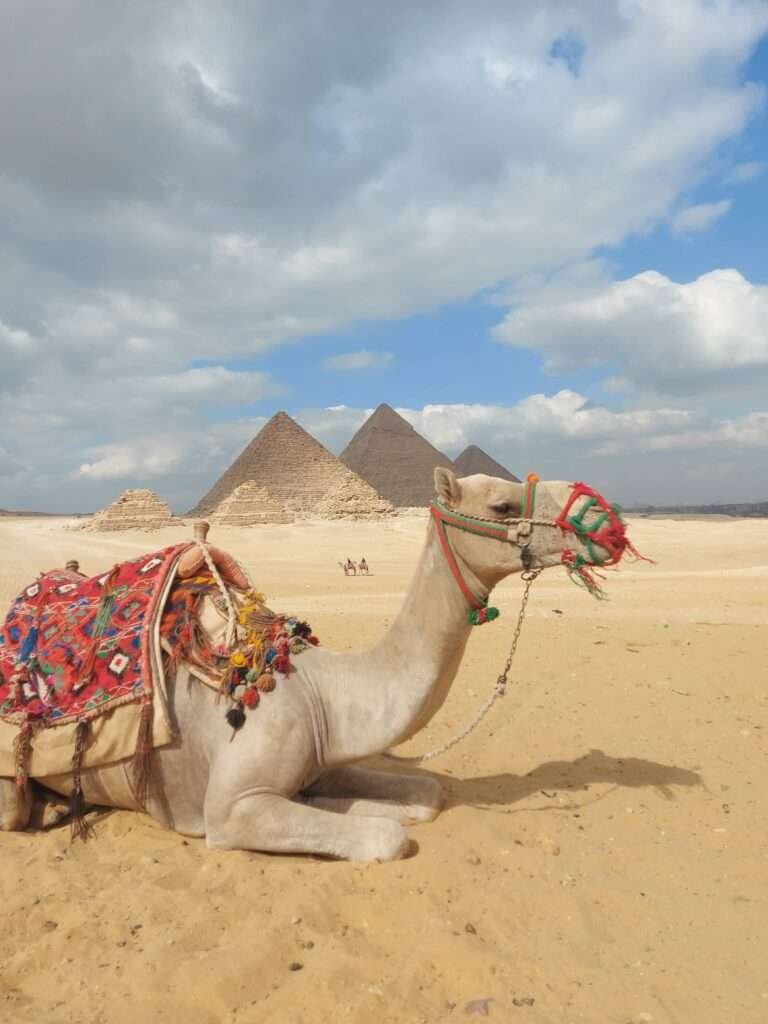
[0,469,637,860]
[338,559,357,576]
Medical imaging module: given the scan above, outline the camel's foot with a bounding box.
[303,766,444,825]
[0,777,32,831]
[28,792,72,830]
[205,790,410,861]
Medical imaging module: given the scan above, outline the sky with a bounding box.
[1,0,767,512]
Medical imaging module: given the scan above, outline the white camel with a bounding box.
[0,470,631,860]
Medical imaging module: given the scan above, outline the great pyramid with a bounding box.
[210,482,292,526]
[84,488,181,531]
[339,403,455,507]
[191,412,393,519]
[453,445,520,482]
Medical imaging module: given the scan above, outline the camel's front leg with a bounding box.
[303,766,444,824]
[204,788,410,861]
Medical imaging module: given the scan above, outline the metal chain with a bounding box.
[386,568,542,763]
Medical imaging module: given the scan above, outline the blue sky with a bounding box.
[1,2,768,511]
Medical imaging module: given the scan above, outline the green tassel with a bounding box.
[468,606,500,626]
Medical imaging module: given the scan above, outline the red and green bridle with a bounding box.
[430,475,643,625]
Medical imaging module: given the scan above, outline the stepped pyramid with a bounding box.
[453,445,519,482]
[339,403,455,507]
[84,488,181,531]
[191,412,393,519]
[211,482,292,526]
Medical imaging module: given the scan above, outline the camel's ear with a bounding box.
[434,467,462,507]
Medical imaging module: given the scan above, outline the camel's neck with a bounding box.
[312,520,488,764]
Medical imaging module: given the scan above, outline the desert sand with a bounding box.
[0,512,766,1024]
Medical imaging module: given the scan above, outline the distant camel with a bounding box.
[338,559,357,576]
[358,558,369,575]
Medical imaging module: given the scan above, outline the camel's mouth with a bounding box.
[556,483,649,597]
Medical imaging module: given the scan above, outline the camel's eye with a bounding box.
[489,502,516,517]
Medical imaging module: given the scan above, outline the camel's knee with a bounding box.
[0,781,32,832]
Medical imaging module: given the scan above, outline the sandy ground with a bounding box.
[0,512,766,1024]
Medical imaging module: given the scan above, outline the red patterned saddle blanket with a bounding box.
[0,544,188,730]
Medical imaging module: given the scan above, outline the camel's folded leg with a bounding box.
[204,789,410,861]
[1,778,75,831]
[302,766,444,824]
[0,778,32,831]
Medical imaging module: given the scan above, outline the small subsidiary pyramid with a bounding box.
[453,445,520,482]
[190,411,392,518]
[339,403,455,507]
[84,489,181,531]
[210,482,292,526]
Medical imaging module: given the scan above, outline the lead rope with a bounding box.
[386,568,541,763]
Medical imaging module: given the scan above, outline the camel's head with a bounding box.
[432,468,640,603]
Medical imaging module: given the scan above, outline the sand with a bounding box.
[0,512,766,1024]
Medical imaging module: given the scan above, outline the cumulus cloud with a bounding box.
[323,350,393,371]
[493,269,768,394]
[79,444,184,480]
[670,199,732,235]
[1,1,767,359]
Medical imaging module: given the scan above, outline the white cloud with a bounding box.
[724,160,765,183]
[670,198,732,235]
[323,350,393,372]
[396,393,694,453]
[78,443,183,480]
[493,269,768,393]
[1,1,766,366]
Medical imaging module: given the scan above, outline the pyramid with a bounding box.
[453,445,520,482]
[210,482,292,526]
[339,403,455,507]
[190,412,393,519]
[84,489,181,532]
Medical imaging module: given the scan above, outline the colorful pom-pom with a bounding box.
[242,687,260,709]
[254,672,276,692]
[225,706,246,731]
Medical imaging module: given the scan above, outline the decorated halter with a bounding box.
[430,474,646,624]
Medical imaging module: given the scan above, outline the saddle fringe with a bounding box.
[70,719,94,841]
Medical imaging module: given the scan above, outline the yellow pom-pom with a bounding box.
[229,651,247,668]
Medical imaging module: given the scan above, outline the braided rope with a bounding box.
[196,541,239,649]
[386,569,541,763]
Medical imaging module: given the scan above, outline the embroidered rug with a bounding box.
[0,544,187,727]
[0,544,189,796]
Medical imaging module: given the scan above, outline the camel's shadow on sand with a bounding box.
[385,748,702,813]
